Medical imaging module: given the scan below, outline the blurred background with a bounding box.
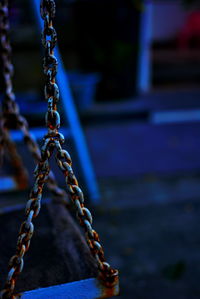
[1,0,200,298]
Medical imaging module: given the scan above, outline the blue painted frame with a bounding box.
[137,1,153,93]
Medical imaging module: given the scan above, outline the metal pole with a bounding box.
[137,1,153,93]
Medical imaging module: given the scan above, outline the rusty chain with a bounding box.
[40,0,118,287]
[3,130,29,189]
[0,0,67,200]
[55,141,119,287]
[0,0,118,297]
[0,0,28,187]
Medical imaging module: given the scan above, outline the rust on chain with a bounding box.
[0,0,119,298]
[39,0,119,287]
[96,276,120,298]
[55,142,119,288]
[0,0,28,187]
[3,129,29,189]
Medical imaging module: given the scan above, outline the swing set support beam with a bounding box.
[20,278,119,299]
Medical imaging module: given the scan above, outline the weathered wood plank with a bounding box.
[0,202,97,293]
[21,278,119,299]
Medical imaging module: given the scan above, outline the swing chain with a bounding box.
[0,0,28,186]
[0,152,51,299]
[40,0,118,286]
[0,0,17,116]
[0,137,60,298]
[55,142,119,287]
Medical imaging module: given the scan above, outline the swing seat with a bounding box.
[0,200,119,298]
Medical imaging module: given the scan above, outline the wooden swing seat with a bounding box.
[0,201,119,298]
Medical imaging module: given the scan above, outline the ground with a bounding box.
[93,175,200,299]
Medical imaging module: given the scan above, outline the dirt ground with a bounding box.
[93,175,200,299]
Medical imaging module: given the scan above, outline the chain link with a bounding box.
[55,142,119,287]
[40,0,118,287]
[3,128,29,189]
[0,0,17,116]
[0,0,118,297]
[0,151,50,299]
[0,0,28,187]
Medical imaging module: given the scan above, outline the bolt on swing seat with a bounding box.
[0,0,119,298]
